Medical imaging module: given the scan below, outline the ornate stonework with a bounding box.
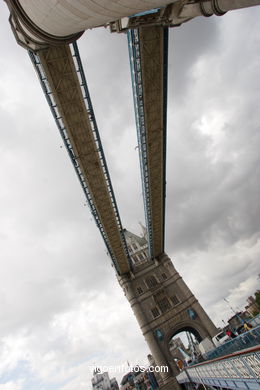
[118,230,218,387]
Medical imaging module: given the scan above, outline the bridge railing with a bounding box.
[204,325,260,361]
[71,42,131,270]
[177,346,260,390]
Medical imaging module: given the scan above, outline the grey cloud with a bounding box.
[166,9,260,254]
[168,15,221,102]
[0,2,260,389]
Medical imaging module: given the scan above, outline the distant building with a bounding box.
[245,291,260,316]
[92,368,119,390]
[169,337,184,351]
[123,227,148,266]
[228,312,248,329]
[147,354,156,367]
[110,377,119,390]
[120,367,145,390]
[169,337,187,360]
[147,354,162,384]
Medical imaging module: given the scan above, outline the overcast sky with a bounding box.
[0,3,260,390]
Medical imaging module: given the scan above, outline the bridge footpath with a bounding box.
[176,345,260,390]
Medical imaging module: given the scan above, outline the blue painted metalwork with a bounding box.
[131,8,161,18]
[128,28,153,258]
[127,28,168,258]
[28,43,131,274]
[248,314,260,327]
[177,347,260,390]
[71,43,132,272]
[204,326,260,361]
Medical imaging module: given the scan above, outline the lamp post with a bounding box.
[223,298,244,325]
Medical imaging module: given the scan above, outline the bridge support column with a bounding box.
[118,253,218,387]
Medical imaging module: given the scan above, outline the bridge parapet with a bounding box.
[177,346,260,390]
[204,325,260,361]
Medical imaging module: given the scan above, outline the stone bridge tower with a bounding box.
[117,229,218,389]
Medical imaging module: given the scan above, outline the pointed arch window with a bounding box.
[151,307,160,318]
[146,275,158,289]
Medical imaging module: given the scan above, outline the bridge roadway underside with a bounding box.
[37,45,130,274]
[139,26,167,258]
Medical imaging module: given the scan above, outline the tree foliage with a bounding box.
[255,291,260,308]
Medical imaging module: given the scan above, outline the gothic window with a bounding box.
[139,253,144,260]
[151,307,160,318]
[171,295,180,306]
[157,297,171,313]
[132,243,138,250]
[146,275,158,288]
[132,255,138,263]
[162,273,167,280]
[137,286,143,295]
[142,251,147,259]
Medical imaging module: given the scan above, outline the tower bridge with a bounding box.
[3,1,260,389]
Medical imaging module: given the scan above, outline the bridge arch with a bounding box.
[163,320,210,364]
[166,323,204,344]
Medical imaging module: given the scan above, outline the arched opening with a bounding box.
[168,327,203,369]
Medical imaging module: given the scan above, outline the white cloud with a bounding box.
[0,381,24,390]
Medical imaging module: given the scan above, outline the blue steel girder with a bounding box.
[128,26,168,259]
[28,43,131,275]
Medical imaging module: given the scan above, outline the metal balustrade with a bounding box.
[177,346,260,390]
[71,42,131,269]
[204,326,260,361]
